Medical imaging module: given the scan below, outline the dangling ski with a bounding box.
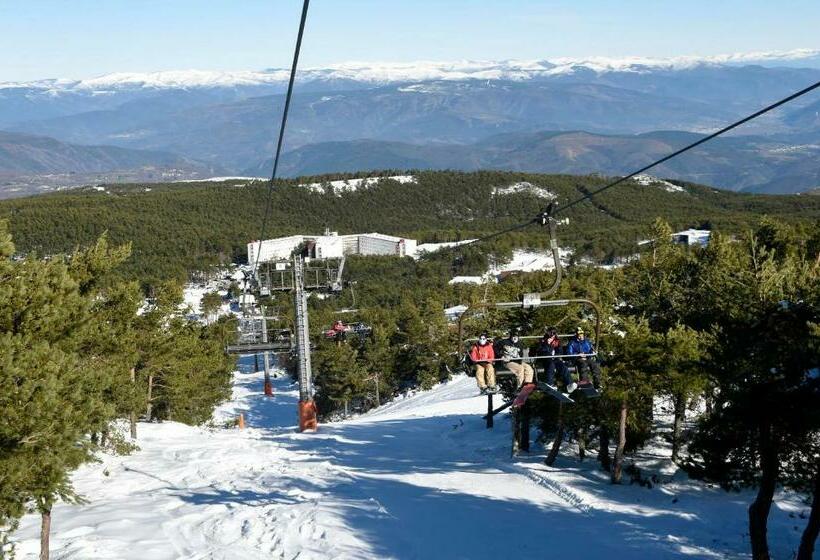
[511,383,537,408]
[536,382,575,404]
[573,381,601,399]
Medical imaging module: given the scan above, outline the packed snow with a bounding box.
[298,175,416,196]
[448,275,487,285]
[5,49,817,91]
[633,174,686,193]
[492,182,557,200]
[489,248,572,275]
[181,282,233,324]
[9,365,814,559]
[445,248,572,285]
[174,176,266,183]
[414,239,477,257]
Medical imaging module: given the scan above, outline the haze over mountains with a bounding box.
[1,51,819,198]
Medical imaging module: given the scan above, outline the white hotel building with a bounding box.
[248,232,418,264]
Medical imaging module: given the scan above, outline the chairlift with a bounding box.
[225,313,295,356]
[324,319,373,344]
[456,205,604,410]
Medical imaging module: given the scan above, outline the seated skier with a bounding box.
[469,332,498,395]
[536,327,577,393]
[566,326,602,389]
[331,319,349,342]
[496,327,534,388]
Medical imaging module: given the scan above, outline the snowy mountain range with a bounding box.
[1,50,819,197]
[5,49,819,92]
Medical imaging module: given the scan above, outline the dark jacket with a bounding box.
[536,335,562,357]
[496,338,524,364]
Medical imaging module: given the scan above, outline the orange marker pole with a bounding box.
[237,413,245,429]
[298,400,318,432]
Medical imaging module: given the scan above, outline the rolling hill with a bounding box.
[244,130,820,194]
[1,170,818,282]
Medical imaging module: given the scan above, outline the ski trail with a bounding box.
[516,466,594,515]
[9,369,811,559]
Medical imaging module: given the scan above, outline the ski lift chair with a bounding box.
[455,207,604,427]
[457,296,602,398]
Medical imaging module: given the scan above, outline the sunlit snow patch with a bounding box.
[492,182,556,200]
[488,248,572,275]
[299,175,417,196]
[633,174,686,193]
[414,239,477,258]
[174,176,266,183]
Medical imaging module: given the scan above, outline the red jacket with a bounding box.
[470,342,495,364]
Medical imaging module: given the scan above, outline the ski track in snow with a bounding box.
[10,363,813,559]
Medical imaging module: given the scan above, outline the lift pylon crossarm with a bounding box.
[225,341,294,354]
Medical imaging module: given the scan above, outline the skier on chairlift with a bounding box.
[536,327,577,394]
[469,332,498,395]
[497,326,534,388]
[567,326,602,389]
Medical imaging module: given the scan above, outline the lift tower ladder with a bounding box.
[294,255,318,431]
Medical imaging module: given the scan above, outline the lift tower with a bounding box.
[294,255,318,431]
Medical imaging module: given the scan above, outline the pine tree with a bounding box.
[601,318,660,483]
[0,224,122,559]
[688,227,820,560]
[313,343,369,414]
[200,291,223,324]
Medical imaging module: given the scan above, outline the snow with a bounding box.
[413,239,477,257]
[174,176,266,183]
[9,366,815,559]
[633,174,686,193]
[7,49,818,91]
[448,276,487,285]
[488,248,572,275]
[492,182,556,200]
[444,304,468,321]
[444,248,572,285]
[298,175,416,196]
[181,283,230,323]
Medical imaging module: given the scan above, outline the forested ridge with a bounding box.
[1,170,819,284]
[2,170,820,559]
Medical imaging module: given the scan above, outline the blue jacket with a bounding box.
[567,337,595,356]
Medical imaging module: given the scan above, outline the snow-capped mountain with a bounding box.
[2,49,819,196]
[3,48,818,92]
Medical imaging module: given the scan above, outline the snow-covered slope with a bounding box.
[298,175,416,195]
[5,49,817,92]
[10,366,813,559]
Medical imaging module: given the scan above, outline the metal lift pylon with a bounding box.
[294,255,318,432]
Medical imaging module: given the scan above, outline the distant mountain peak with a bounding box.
[4,48,818,92]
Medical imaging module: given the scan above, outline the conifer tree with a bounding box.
[313,343,368,414]
[200,291,223,324]
[0,223,121,559]
[688,229,820,560]
[602,318,660,483]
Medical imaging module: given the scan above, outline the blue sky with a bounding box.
[2,0,819,81]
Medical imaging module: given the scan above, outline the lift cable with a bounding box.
[436,78,820,256]
[251,0,311,278]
